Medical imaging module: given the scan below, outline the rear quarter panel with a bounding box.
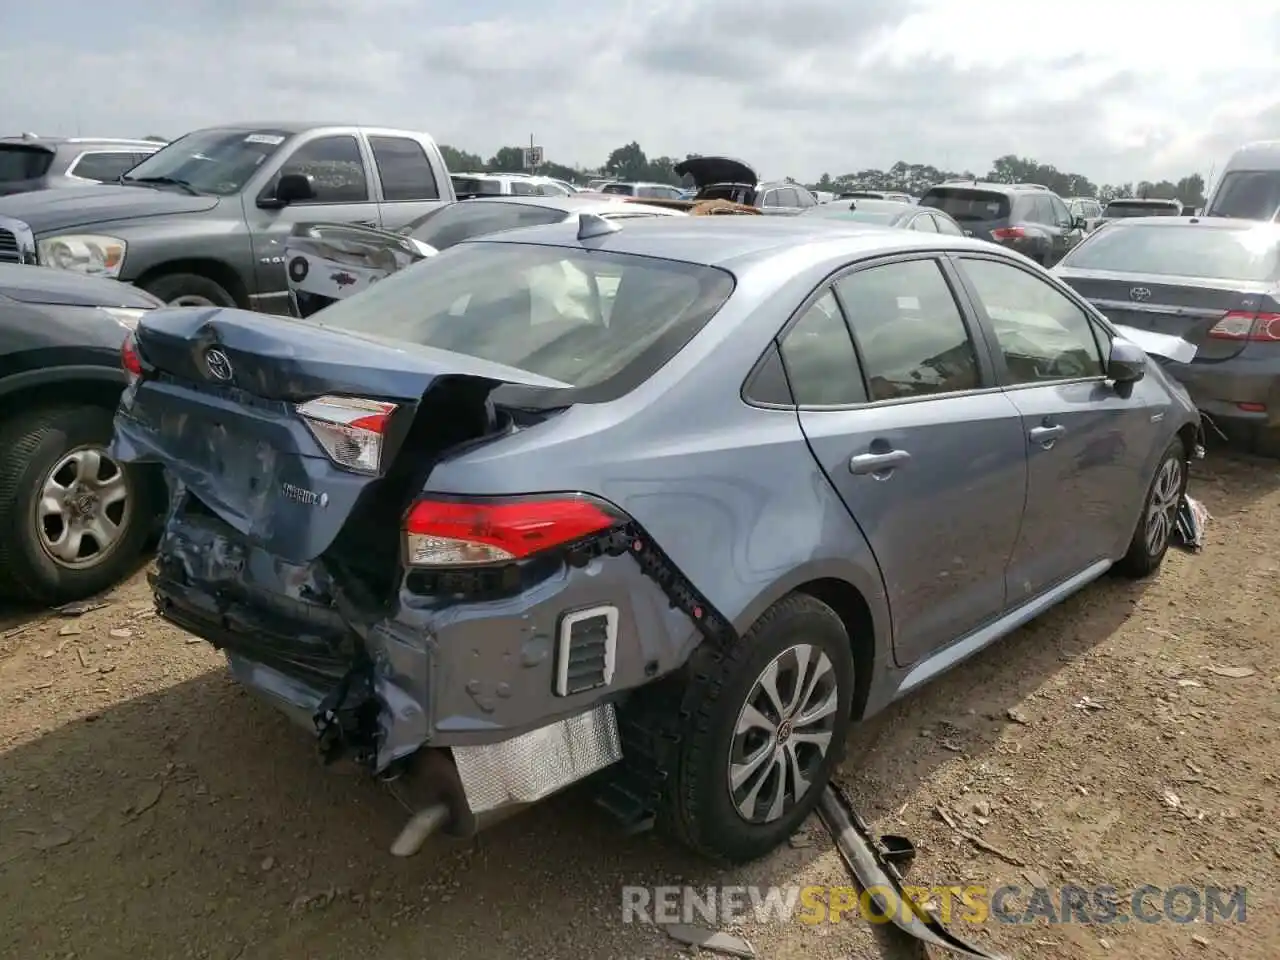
[425,247,893,665]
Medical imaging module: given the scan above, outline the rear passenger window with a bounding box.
[957,258,1105,384]
[835,259,980,402]
[368,136,440,201]
[510,180,536,196]
[778,291,866,405]
[910,214,938,232]
[932,214,964,236]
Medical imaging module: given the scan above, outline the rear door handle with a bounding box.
[849,449,911,475]
[352,219,378,227]
[1029,424,1066,446]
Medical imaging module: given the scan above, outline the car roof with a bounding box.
[453,195,682,216]
[1105,197,1181,205]
[924,181,1041,195]
[0,135,161,148]
[1090,215,1279,231]
[472,213,994,269]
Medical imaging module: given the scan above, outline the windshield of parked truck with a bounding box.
[122,128,292,196]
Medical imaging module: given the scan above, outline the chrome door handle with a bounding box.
[849,449,911,476]
[1029,424,1066,447]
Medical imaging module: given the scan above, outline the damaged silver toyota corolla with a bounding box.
[111,214,1203,864]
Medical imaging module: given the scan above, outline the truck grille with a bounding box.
[0,228,20,263]
[554,606,618,696]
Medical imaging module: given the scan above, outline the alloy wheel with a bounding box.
[728,643,840,824]
[1144,455,1183,556]
[33,445,133,569]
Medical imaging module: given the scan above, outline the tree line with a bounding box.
[439,143,1208,205]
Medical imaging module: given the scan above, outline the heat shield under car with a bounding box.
[284,221,435,316]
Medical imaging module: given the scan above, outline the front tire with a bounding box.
[141,272,236,308]
[0,406,154,604]
[664,594,856,864]
[1115,436,1186,579]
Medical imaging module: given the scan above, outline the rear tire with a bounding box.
[141,272,236,308]
[1115,437,1186,579]
[663,594,856,864]
[0,405,155,604]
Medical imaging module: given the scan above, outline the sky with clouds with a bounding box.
[2,0,1277,186]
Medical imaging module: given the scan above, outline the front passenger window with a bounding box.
[778,291,866,405]
[276,135,369,203]
[958,258,1106,384]
[836,259,980,402]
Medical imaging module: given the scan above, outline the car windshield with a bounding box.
[1105,201,1180,218]
[313,241,735,390]
[601,183,634,195]
[919,188,1012,222]
[1205,170,1280,221]
[1061,223,1280,281]
[121,128,291,196]
[405,201,568,250]
[0,145,54,182]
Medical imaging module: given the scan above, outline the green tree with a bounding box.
[487,146,527,173]
[439,144,484,173]
[605,141,649,181]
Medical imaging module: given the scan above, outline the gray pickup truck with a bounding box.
[0,123,455,312]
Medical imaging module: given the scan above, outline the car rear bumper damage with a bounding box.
[145,479,731,853]
[1171,354,1280,429]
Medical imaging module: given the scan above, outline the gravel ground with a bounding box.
[1,448,1277,960]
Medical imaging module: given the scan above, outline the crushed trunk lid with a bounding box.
[1057,268,1274,362]
[112,306,572,564]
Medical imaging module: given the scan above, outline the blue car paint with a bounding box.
[111,217,1200,775]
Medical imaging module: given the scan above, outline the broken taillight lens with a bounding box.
[1207,311,1280,342]
[296,395,397,474]
[403,495,622,566]
[121,331,142,380]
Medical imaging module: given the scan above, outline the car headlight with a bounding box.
[99,306,149,330]
[37,235,127,278]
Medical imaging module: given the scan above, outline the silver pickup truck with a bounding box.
[0,123,456,313]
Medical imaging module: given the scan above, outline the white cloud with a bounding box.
[1,0,1276,186]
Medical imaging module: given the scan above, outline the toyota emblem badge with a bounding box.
[1129,286,1152,302]
[205,348,234,381]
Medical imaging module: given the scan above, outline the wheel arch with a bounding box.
[731,559,889,723]
[0,367,127,431]
[134,258,250,307]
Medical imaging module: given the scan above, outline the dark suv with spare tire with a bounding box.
[0,265,164,604]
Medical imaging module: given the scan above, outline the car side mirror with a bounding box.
[1107,338,1147,395]
[1072,215,1088,230]
[262,173,315,208]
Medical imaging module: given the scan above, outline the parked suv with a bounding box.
[919,181,1086,266]
[0,123,456,311]
[676,156,817,215]
[600,181,686,201]
[1067,196,1105,232]
[0,135,163,197]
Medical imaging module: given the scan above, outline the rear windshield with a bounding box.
[1104,201,1181,218]
[1060,223,1280,281]
[919,188,1011,222]
[451,176,502,196]
[600,183,634,195]
[313,241,736,392]
[0,145,54,182]
[1205,171,1280,221]
[803,201,902,224]
[405,201,567,250]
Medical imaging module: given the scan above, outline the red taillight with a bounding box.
[296,396,397,474]
[1207,311,1280,342]
[403,495,622,566]
[121,332,142,377]
[990,226,1026,241]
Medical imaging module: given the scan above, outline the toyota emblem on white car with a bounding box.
[1129,287,1152,302]
[205,348,233,381]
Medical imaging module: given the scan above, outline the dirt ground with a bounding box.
[1,447,1277,960]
